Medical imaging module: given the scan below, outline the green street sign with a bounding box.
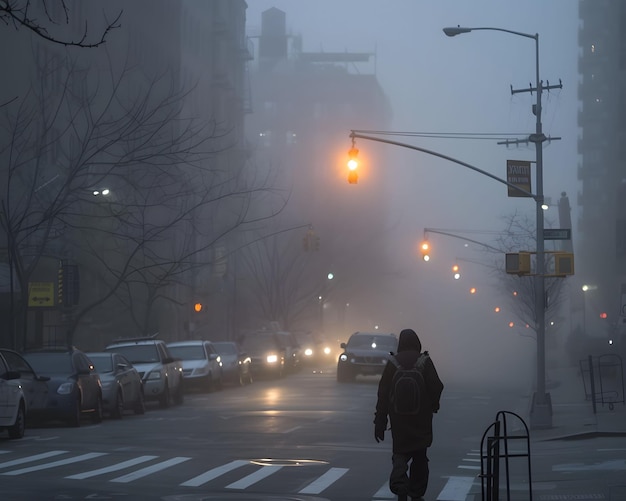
[543,228,571,240]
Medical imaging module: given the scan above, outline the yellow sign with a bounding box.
[28,282,55,307]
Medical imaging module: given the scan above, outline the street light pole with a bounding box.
[444,25,557,428]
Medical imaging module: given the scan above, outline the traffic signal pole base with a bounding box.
[529,391,553,430]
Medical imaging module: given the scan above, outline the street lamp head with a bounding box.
[443,26,472,37]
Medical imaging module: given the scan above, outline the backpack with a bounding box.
[388,354,427,415]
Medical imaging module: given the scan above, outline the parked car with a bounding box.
[0,351,27,439]
[167,340,223,392]
[104,337,184,408]
[0,348,49,421]
[21,348,103,426]
[239,331,286,379]
[336,332,397,382]
[212,341,252,386]
[86,352,145,418]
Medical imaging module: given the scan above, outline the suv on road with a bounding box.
[336,332,397,382]
[105,337,184,408]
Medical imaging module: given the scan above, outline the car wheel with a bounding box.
[8,403,25,439]
[159,382,171,408]
[68,398,81,427]
[337,365,353,383]
[91,395,103,424]
[112,390,124,419]
[174,378,184,405]
[134,388,146,415]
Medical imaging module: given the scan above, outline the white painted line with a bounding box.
[462,458,481,462]
[180,459,248,487]
[2,452,106,476]
[373,480,394,498]
[65,455,158,479]
[299,467,349,494]
[0,450,68,469]
[436,476,475,501]
[226,465,283,489]
[282,426,302,434]
[457,465,480,470]
[110,457,191,483]
[0,451,9,455]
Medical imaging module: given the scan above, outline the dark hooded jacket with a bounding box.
[374,329,444,453]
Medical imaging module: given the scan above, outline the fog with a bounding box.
[245,1,579,391]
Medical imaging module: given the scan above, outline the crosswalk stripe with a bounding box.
[0,450,68,470]
[225,464,283,489]
[436,476,476,501]
[2,452,106,476]
[180,459,248,487]
[373,480,393,498]
[65,455,159,480]
[110,457,191,483]
[299,467,349,494]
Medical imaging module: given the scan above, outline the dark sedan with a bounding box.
[213,341,252,385]
[336,332,397,382]
[22,349,103,427]
[86,352,145,418]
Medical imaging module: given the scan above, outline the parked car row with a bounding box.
[0,336,254,439]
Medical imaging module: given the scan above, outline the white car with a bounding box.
[105,337,184,408]
[167,341,223,392]
[0,351,27,439]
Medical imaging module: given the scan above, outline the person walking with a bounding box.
[374,328,444,501]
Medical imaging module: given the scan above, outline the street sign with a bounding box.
[544,228,571,240]
[506,160,532,197]
[28,282,54,307]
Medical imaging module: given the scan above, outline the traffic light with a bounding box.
[347,147,359,184]
[194,302,203,312]
[505,252,531,275]
[420,241,430,261]
[452,264,460,280]
[554,252,575,276]
[313,236,320,251]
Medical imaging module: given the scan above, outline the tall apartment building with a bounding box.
[577,0,626,347]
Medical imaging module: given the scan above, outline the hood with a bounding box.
[397,329,421,353]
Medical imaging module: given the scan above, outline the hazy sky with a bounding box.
[245,1,579,382]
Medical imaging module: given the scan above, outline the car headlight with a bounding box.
[304,348,313,357]
[146,370,162,380]
[339,354,348,362]
[323,346,331,355]
[57,382,75,395]
[266,354,278,364]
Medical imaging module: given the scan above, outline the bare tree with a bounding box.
[1,0,121,47]
[492,211,568,337]
[0,51,284,349]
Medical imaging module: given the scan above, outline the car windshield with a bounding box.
[87,354,113,373]
[107,345,158,364]
[213,342,236,355]
[168,345,205,361]
[348,335,396,351]
[23,353,73,374]
[241,334,278,350]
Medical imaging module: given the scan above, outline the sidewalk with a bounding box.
[530,362,626,441]
[494,362,626,500]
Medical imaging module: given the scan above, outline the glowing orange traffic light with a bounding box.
[419,241,430,261]
[452,264,460,279]
[194,302,203,312]
[347,147,359,184]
